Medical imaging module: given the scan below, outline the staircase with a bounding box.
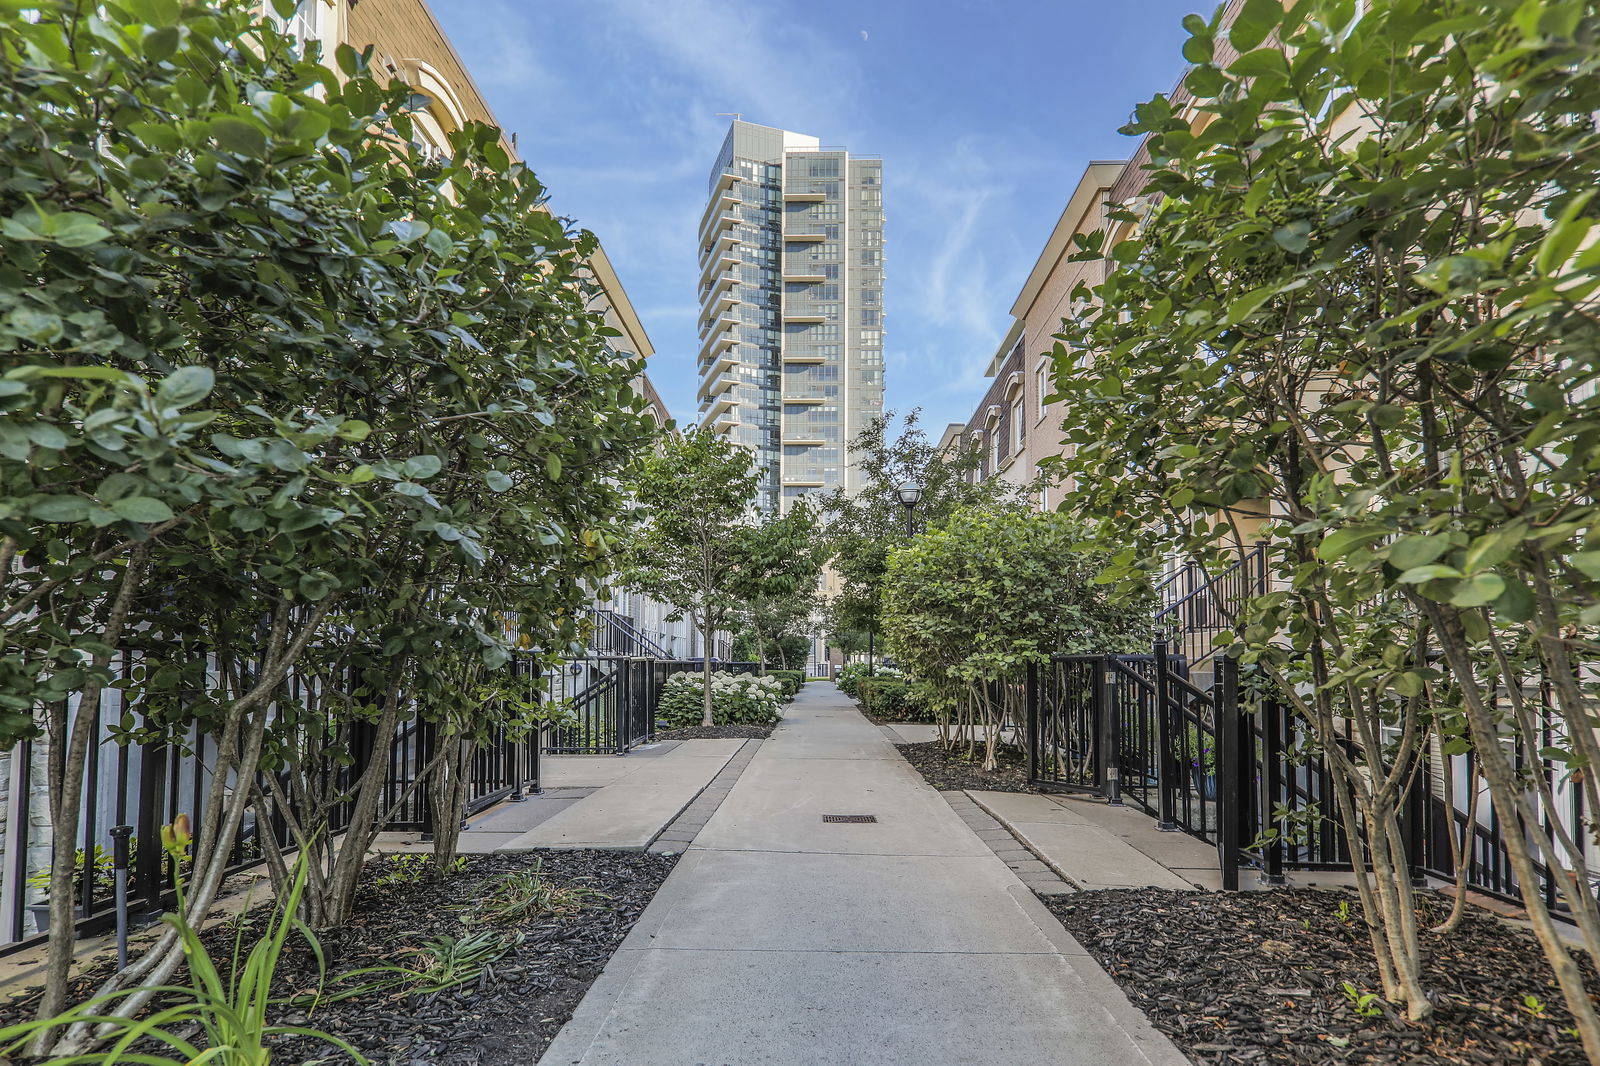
[1151,543,1268,683]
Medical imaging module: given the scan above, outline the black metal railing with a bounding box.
[0,652,544,955]
[1153,543,1269,674]
[1023,639,1585,907]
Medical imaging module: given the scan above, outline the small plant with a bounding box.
[1337,900,1353,925]
[311,931,512,1005]
[473,863,608,925]
[1342,981,1384,1019]
[0,816,364,1064]
[1524,994,1549,1020]
[375,853,464,888]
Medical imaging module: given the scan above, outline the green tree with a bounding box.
[822,411,1028,660]
[880,507,1150,768]
[730,504,825,670]
[0,0,654,1047]
[1054,0,1600,1040]
[624,428,759,725]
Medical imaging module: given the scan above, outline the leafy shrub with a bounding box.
[768,670,805,698]
[836,661,900,698]
[856,678,926,722]
[658,671,784,729]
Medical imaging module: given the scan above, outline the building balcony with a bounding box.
[782,313,827,324]
[781,478,825,488]
[705,394,737,421]
[781,353,828,364]
[783,272,827,284]
[782,232,827,243]
[696,324,738,362]
[698,232,741,268]
[779,395,828,405]
[697,373,737,402]
[697,190,740,238]
[782,191,826,202]
[712,417,741,435]
[781,436,827,446]
[697,250,741,289]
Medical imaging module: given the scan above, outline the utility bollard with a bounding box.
[110,824,133,969]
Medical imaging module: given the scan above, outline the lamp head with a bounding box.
[896,480,924,509]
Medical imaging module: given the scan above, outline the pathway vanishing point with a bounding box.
[539,682,1191,1066]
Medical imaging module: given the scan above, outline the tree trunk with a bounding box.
[35,546,146,1049]
[428,734,472,870]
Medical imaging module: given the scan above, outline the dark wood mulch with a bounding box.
[894,738,1032,793]
[3,849,675,1065]
[654,724,773,740]
[1043,887,1595,1065]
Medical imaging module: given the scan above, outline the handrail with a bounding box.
[1153,542,1267,622]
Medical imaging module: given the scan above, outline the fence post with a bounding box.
[1096,658,1121,804]
[614,658,631,756]
[1261,699,1286,884]
[1024,661,1038,785]
[1153,641,1179,831]
[1404,751,1427,886]
[1215,656,1241,890]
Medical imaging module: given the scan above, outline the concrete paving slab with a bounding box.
[503,743,739,850]
[635,849,1064,954]
[454,832,525,854]
[542,947,1187,1066]
[538,683,1188,1066]
[1004,821,1196,891]
[969,789,1098,825]
[539,756,638,789]
[690,755,988,856]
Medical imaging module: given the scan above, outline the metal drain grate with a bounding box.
[821,814,877,824]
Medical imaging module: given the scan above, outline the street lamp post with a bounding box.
[896,479,924,537]
[866,479,925,678]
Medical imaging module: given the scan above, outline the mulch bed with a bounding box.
[654,724,772,740]
[894,738,1032,793]
[1044,887,1595,1065]
[3,850,675,1065]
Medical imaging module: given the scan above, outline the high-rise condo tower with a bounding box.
[697,120,885,513]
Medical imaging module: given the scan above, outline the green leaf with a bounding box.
[1397,563,1463,585]
[1571,552,1600,581]
[1272,220,1312,255]
[546,454,562,480]
[50,213,113,248]
[1183,31,1214,63]
[1493,578,1536,622]
[209,116,267,158]
[111,496,176,523]
[155,365,214,409]
[484,470,512,492]
[1449,572,1505,608]
[30,496,92,523]
[1317,527,1383,561]
[1388,536,1447,570]
[1536,190,1594,276]
[1229,0,1283,52]
[403,454,442,479]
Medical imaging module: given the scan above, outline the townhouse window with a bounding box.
[1012,395,1025,451]
[1036,363,1052,419]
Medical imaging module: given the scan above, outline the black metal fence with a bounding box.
[0,654,545,956]
[541,657,761,755]
[1024,642,1583,911]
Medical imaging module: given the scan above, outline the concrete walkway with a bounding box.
[539,683,1190,1066]
[970,790,1220,892]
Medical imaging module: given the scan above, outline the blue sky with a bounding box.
[430,0,1200,431]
